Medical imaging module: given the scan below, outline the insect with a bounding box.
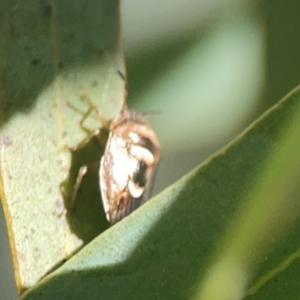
[71,102,161,224]
[100,109,161,223]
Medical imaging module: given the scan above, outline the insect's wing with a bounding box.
[99,134,141,223]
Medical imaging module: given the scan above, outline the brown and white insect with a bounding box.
[71,104,161,224]
[100,110,161,223]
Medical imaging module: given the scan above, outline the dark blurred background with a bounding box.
[1,1,300,298]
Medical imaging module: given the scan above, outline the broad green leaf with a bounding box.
[20,84,300,300]
[193,88,300,299]
[0,0,125,293]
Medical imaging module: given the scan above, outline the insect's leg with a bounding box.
[78,105,95,134]
[70,165,88,210]
[80,91,110,129]
[66,101,94,134]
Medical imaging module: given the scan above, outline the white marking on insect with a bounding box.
[128,131,140,143]
[128,180,145,198]
[130,145,155,165]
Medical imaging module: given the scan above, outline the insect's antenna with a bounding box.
[140,110,161,117]
[118,70,128,98]
[118,70,126,82]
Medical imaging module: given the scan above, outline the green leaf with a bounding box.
[0,0,125,293]
[19,83,300,300]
